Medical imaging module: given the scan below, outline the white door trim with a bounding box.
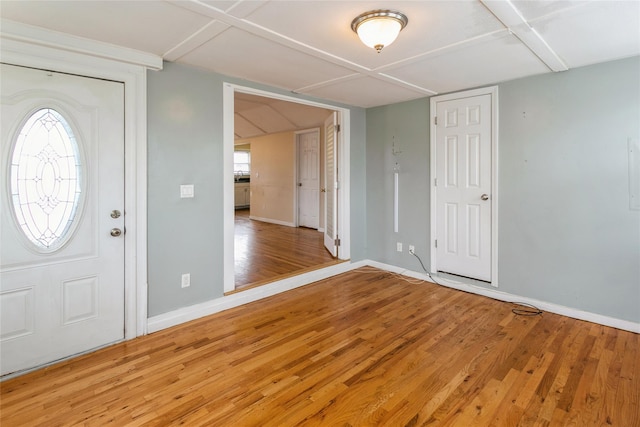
[1,22,161,338]
[223,83,351,293]
[430,86,499,287]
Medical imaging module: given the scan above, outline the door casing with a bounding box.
[223,84,351,293]
[1,21,158,343]
[430,86,499,288]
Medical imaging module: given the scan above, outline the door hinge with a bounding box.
[434,116,438,125]
[434,239,438,248]
[335,238,341,247]
[336,124,341,133]
[434,178,438,187]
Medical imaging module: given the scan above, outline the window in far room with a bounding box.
[234,151,250,177]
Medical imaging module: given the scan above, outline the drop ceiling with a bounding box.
[234,92,333,140]
[1,0,638,110]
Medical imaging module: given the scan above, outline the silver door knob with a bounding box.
[481,194,489,201]
[110,228,122,237]
[110,210,121,219]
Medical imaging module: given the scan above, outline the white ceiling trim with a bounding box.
[293,73,363,95]
[223,0,268,19]
[480,0,568,72]
[168,1,439,99]
[2,1,635,109]
[164,20,230,61]
[377,74,439,96]
[0,19,163,70]
[169,0,371,73]
[164,0,576,102]
[374,30,507,74]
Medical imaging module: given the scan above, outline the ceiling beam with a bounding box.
[480,0,568,72]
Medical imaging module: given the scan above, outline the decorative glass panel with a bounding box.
[10,108,83,250]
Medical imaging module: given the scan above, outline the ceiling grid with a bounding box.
[1,0,637,108]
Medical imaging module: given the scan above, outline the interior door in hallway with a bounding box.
[0,64,125,376]
[434,92,493,282]
[297,129,320,229]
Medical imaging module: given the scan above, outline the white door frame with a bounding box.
[429,86,499,287]
[1,21,162,338]
[294,128,320,228]
[223,83,351,293]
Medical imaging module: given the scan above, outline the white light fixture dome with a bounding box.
[351,10,408,53]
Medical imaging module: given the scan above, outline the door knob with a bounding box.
[481,194,489,201]
[321,188,326,193]
[110,228,122,237]
[110,210,121,219]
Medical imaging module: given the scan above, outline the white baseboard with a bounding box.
[249,215,295,227]
[365,260,640,334]
[148,258,639,335]
[147,260,366,333]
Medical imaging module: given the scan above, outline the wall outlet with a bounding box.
[181,273,191,288]
[397,242,403,252]
[409,245,415,254]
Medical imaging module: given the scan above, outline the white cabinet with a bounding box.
[234,183,250,208]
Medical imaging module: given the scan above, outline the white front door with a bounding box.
[433,91,494,282]
[323,113,338,257]
[297,129,320,229]
[0,64,125,376]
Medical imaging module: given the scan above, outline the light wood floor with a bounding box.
[2,268,638,426]
[234,209,340,291]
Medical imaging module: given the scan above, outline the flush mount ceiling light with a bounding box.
[351,9,408,53]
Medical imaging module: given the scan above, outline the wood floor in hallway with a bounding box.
[234,209,340,292]
[1,268,638,426]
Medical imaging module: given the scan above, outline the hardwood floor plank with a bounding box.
[1,269,638,426]
[233,209,340,291]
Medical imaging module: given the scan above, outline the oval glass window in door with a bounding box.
[9,108,84,251]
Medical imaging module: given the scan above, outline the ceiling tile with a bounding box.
[386,32,549,94]
[301,76,428,108]
[243,0,505,70]
[528,1,640,68]
[179,27,357,91]
[2,0,637,109]
[510,0,590,21]
[239,105,295,134]
[234,93,334,139]
[269,101,333,129]
[234,113,264,139]
[0,0,211,56]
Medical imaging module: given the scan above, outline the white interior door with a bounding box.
[434,93,493,282]
[323,113,338,257]
[0,64,125,376]
[297,129,320,229]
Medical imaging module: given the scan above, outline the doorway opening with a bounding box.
[223,84,351,293]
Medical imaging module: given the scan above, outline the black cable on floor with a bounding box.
[410,250,443,286]
[511,302,543,316]
[410,250,543,317]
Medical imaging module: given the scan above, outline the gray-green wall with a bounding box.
[366,56,640,323]
[147,62,366,316]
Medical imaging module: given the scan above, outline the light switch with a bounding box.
[180,184,194,198]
